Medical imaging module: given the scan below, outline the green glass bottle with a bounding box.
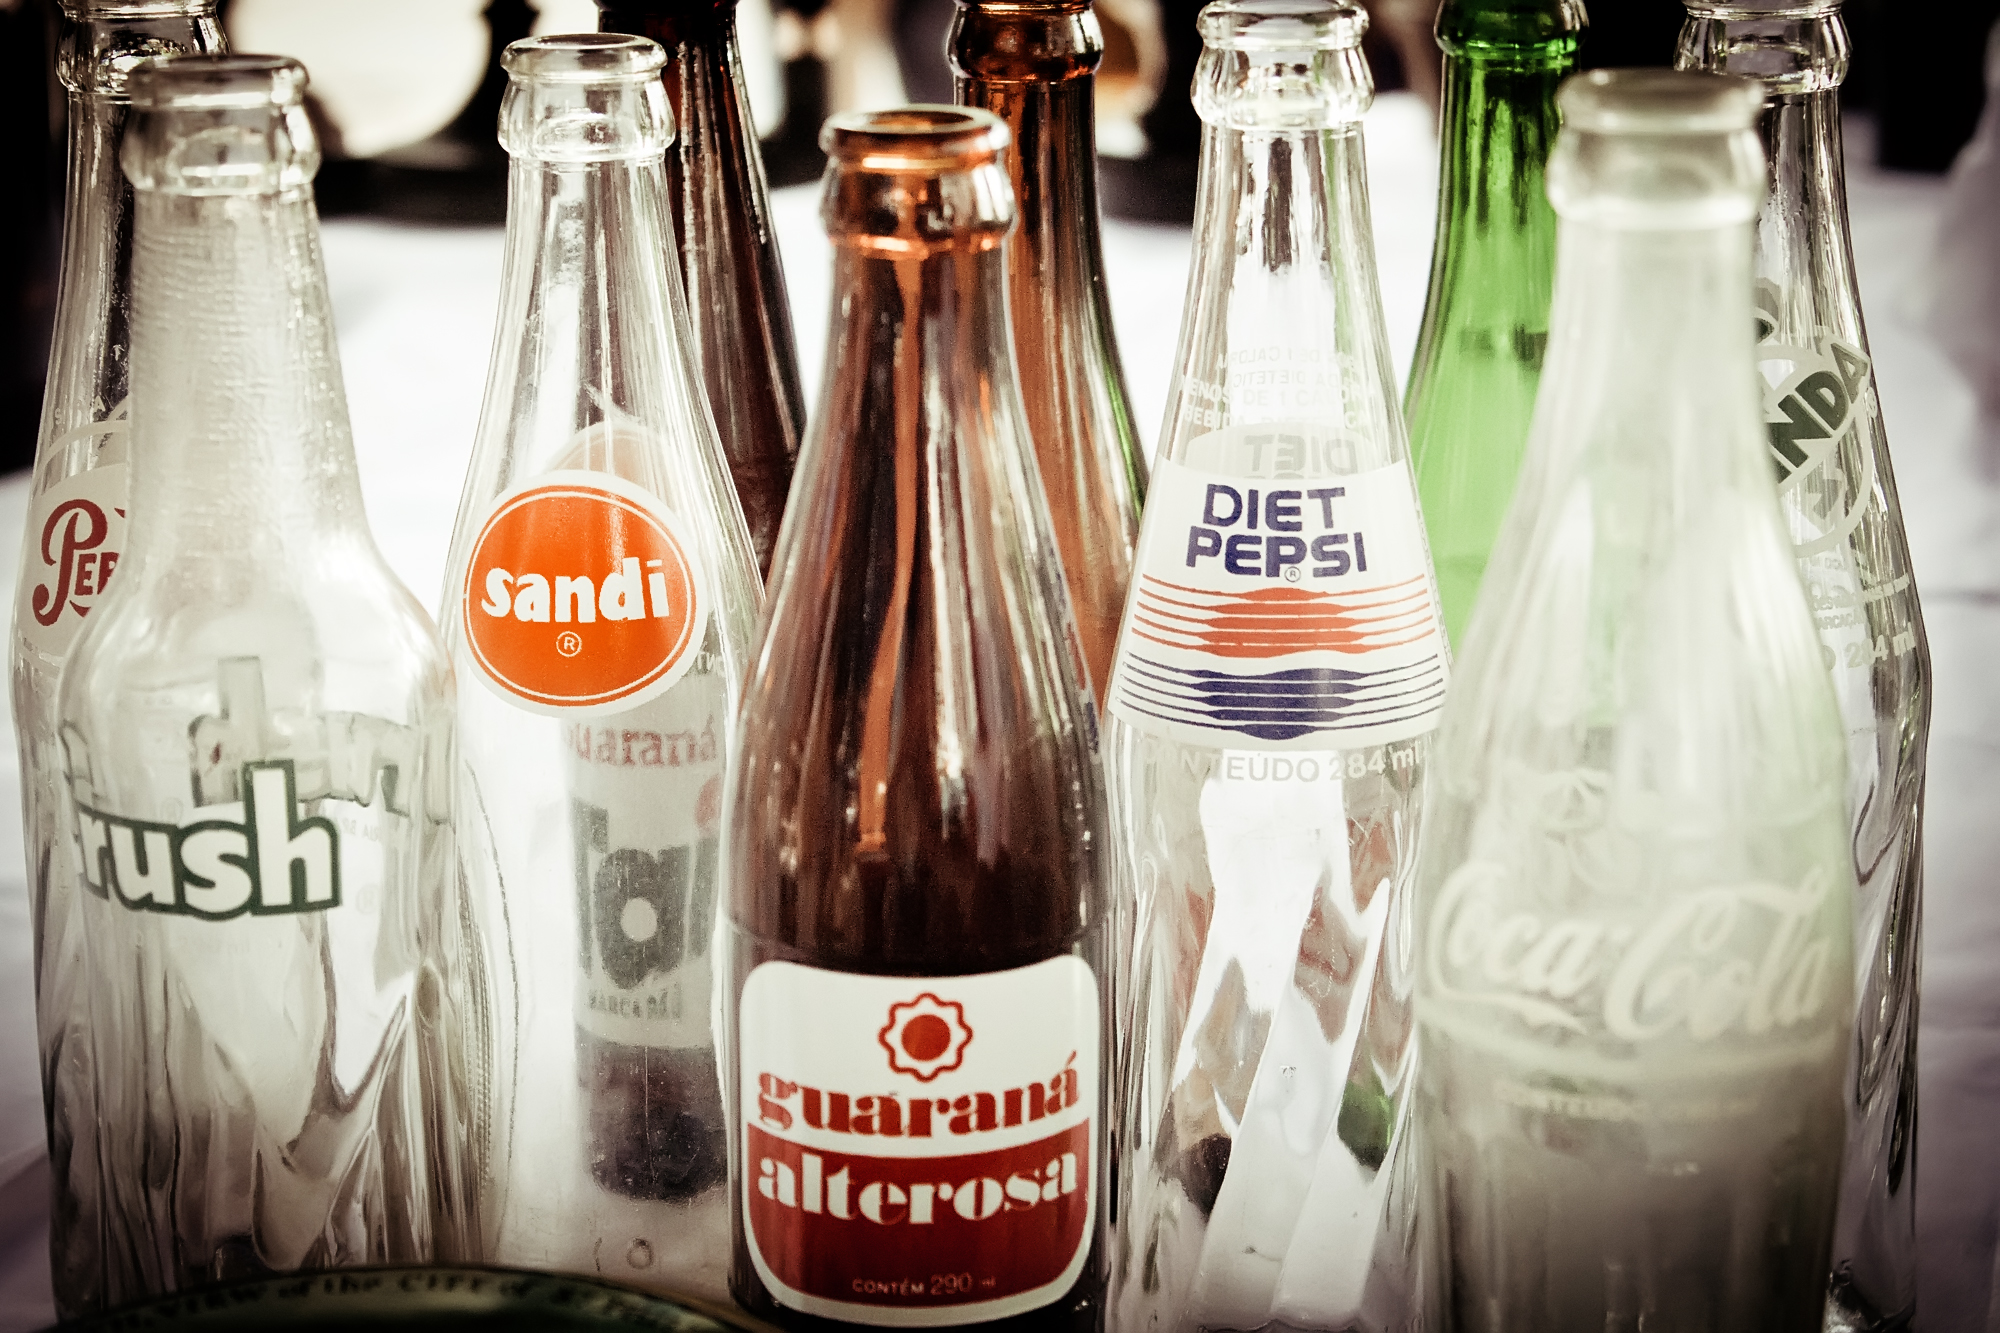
[1403,0,1585,646]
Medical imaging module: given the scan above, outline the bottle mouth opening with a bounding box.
[502,33,667,84]
[1559,69,1764,134]
[1197,0,1366,54]
[1684,0,1840,15]
[60,0,214,16]
[954,0,1095,13]
[127,53,305,112]
[820,106,1012,171]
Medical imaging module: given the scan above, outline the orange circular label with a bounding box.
[463,472,707,714]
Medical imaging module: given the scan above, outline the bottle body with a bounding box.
[1411,71,1855,1333]
[10,2,223,1313]
[441,35,761,1302]
[1403,0,1582,647]
[951,0,1147,701]
[600,0,807,577]
[1678,10,1930,1327]
[1107,6,1448,1329]
[725,108,1108,1332]
[55,56,462,1302]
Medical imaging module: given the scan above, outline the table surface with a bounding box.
[0,97,1995,1330]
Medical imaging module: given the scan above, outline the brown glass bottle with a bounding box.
[951,0,1145,703]
[600,0,806,576]
[724,108,1108,1332]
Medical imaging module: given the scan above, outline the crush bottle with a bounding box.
[10,0,223,1313]
[724,108,1108,1331]
[950,0,1147,699]
[1403,0,1584,645]
[55,54,463,1301]
[1106,3,1450,1328]
[441,34,761,1301]
[1411,70,1855,1333]
[597,0,807,577]
[1679,6,1931,1326]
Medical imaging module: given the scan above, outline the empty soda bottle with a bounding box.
[56,53,464,1301]
[951,0,1148,700]
[724,107,1108,1331]
[9,1,223,1314]
[1404,0,1584,646]
[597,0,808,577]
[1106,2,1450,1328]
[440,34,761,1301]
[1411,70,1855,1333]
[1678,7,1931,1327]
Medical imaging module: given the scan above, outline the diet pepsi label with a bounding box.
[738,956,1099,1326]
[1105,440,1447,751]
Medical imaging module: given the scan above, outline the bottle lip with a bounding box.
[1559,68,1763,134]
[502,32,668,83]
[59,0,214,16]
[1197,0,1366,54]
[820,105,1012,171]
[127,53,306,112]
[1683,0,1840,14]
[955,0,1096,13]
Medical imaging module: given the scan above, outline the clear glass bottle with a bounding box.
[9,1,223,1314]
[1403,0,1584,647]
[1105,3,1450,1328]
[1678,8,1930,1328]
[723,107,1108,1331]
[951,0,1148,701]
[1411,70,1855,1333]
[55,53,463,1302]
[597,0,808,578]
[439,34,761,1303]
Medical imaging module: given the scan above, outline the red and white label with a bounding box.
[461,470,708,715]
[739,956,1099,1326]
[18,463,127,659]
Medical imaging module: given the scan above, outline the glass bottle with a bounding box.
[597,0,808,578]
[1410,69,1855,1333]
[951,0,1148,701]
[1403,0,1584,647]
[723,107,1108,1332]
[55,53,463,1303]
[9,0,222,1314]
[1678,8,1931,1328]
[439,33,761,1303]
[1105,3,1450,1328]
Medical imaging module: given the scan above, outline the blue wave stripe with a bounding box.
[1117,654,1446,742]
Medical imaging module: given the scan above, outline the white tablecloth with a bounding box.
[0,95,1994,1329]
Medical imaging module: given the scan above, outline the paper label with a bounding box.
[462,470,708,715]
[1105,449,1447,751]
[19,462,127,659]
[739,956,1099,1326]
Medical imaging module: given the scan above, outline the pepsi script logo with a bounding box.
[1105,443,1447,751]
[739,956,1098,1325]
[60,658,432,920]
[18,459,126,659]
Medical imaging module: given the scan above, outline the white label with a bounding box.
[1105,450,1448,751]
[18,462,127,659]
[739,956,1099,1326]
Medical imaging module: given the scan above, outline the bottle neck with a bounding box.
[1164,119,1402,471]
[124,185,370,569]
[1432,34,1575,249]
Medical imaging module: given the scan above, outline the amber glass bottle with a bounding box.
[723,108,1108,1332]
[951,0,1146,701]
[600,0,807,576]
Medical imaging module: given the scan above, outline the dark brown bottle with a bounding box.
[724,108,1108,1332]
[600,0,806,576]
[951,0,1145,704]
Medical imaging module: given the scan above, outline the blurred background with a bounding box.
[1,0,1996,478]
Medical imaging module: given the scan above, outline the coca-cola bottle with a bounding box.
[1105,2,1449,1328]
[1678,6,1931,1327]
[1411,70,1855,1332]
[951,0,1147,700]
[55,53,464,1301]
[724,107,1108,1331]
[597,0,808,577]
[440,33,761,1301]
[9,0,222,1313]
